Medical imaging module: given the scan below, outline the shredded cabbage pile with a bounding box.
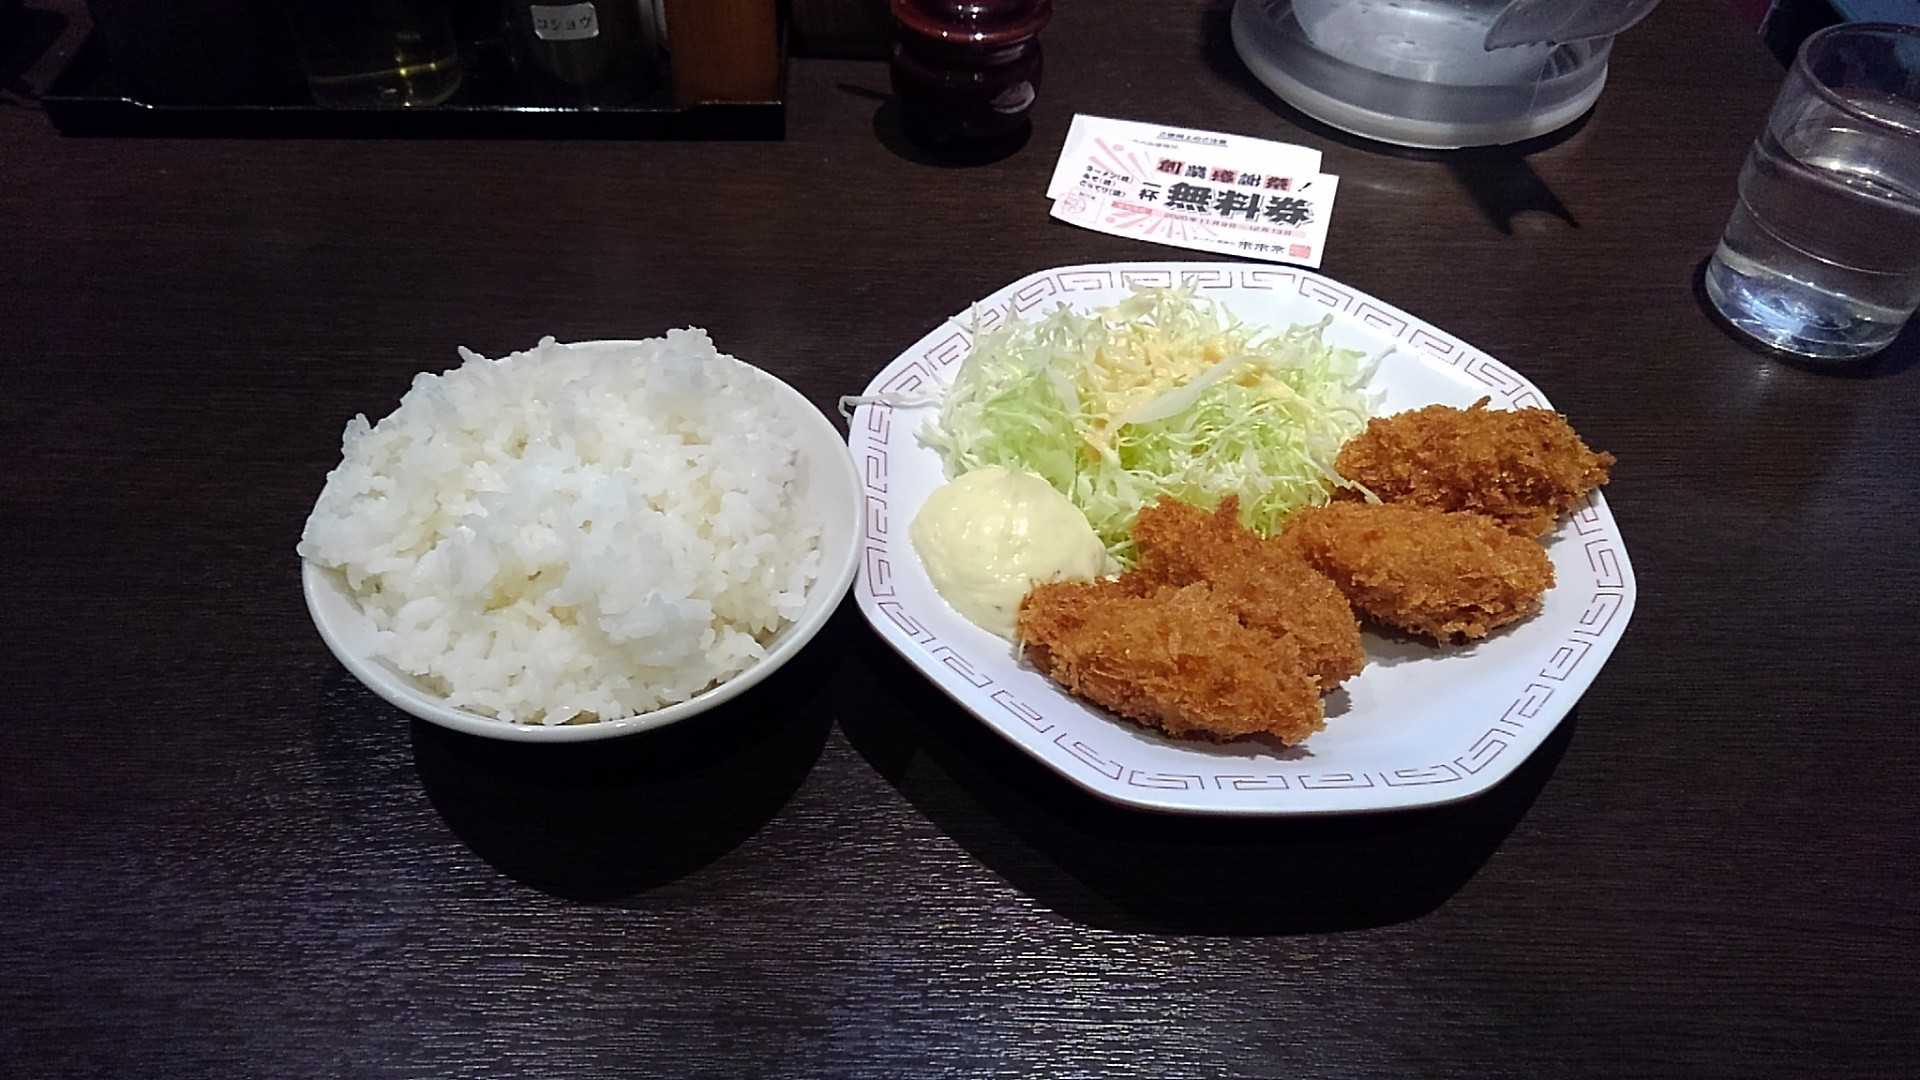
[920,287,1380,563]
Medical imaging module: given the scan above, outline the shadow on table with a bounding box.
[840,637,1570,936]
[1690,255,1920,378]
[1197,1,1585,235]
[413,607,851,902]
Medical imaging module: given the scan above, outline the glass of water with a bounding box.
[1704,23,1920,361]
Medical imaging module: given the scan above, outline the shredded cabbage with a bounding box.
[920,287,1380,564]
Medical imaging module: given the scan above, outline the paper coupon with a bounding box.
[1046,115,1337,268]
[1047,114,1321,201]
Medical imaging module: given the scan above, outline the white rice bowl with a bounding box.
[298,332,824,726]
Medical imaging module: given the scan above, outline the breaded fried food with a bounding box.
[1016,579,1325,745]
[1129,496,1365,690]
[1279,502,1555,641]
[1335,398,1614,536]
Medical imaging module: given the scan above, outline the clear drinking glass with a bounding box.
[1704,24,1920,361]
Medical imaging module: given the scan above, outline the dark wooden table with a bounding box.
[5,3,1916,1076]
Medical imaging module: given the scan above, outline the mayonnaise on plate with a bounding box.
[909,467,1110,639]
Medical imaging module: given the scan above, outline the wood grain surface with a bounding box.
[3,2,1917,1077]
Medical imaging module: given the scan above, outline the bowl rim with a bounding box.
[300,342,863,743]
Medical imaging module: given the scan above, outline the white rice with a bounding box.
[298,332,823,725]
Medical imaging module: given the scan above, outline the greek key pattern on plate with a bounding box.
[850,265,1630,802]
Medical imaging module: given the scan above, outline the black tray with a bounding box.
[41,32,784,140]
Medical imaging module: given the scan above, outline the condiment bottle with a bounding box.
[284,0,464,108]
[504,0,658,106]
[890,0,1051,148]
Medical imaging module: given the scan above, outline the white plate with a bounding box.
[304,340,863,743]
[847,262,1635,814]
